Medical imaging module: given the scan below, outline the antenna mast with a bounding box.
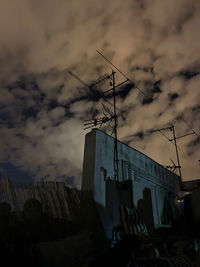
[152,124,196,181]
[110,70,119,181]
[171,125,182,180]
[69,67,129,182]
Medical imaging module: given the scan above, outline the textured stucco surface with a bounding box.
[82,129,181,239]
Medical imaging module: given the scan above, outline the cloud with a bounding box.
[0,0,199,187]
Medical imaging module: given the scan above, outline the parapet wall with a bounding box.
[82,129,181,239]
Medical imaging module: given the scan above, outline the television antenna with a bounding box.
[83,103,115,134]
[69,65,129,181]
[165,159,179,173]
[70,49,154,181]
[151,124,196,181]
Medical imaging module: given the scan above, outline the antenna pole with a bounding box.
[112,70,119,181]
[70,58,130,182]
[171,125,182,181]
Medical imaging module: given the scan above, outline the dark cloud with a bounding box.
[142,96,154,105]
[0,0,199,186]
[152,80,162,93]
[0,162,34,187]
[187,137,200,148]
[180,70,200,80]
[168,93,179,102]
[116,83,135,100]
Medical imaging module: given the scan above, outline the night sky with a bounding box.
[0,0,199,188]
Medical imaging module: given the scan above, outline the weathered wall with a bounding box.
[0,178,80,221]
[82,129,181,239]
[0,177,19,210]
[16,181,81,220]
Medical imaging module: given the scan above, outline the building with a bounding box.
[0,176,80,221]
[16,181,80,220]
[82,129,182,240]
[0,177,19,210]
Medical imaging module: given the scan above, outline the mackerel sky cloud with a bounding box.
[0,0,199,188]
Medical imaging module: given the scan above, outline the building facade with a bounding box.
[0,177,19,210]
[82,129,181,240]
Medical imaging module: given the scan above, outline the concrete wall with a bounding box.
[82,129,181,240]
[0,177,19,210]
[0,178,80,221]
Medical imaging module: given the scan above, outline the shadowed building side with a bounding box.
[0,177,19,211]
[82,128,182,241]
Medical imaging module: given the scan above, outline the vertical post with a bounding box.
[171,125,182,181]
[112,70,119,182]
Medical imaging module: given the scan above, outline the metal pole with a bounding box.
[171,125,182,181]
[112,70,119,181]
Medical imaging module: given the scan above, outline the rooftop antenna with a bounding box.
[151,124,196,181]
[83,103,115,133]
[178,116,200,139]
[100,103,115,135]
[110,70,118,181]
[69,70,117,112]
[178,115,200,169]
[95,50,150,181]
[69,66,129,182]
[96,50,146,97]
[165,159,178,173]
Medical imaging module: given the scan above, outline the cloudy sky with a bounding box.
[0,0,199,188]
